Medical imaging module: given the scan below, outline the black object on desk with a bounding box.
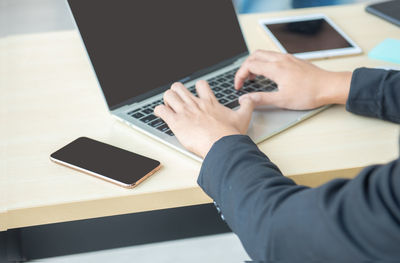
[366,0,400,27]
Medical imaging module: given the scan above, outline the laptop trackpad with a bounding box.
[247,106,314,144]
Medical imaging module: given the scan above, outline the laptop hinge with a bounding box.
[111,51,249,111]
[234,56,247,65]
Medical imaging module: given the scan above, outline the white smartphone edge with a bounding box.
[49,156,161,189]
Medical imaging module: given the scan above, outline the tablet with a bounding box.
[366,0,400,27]
[259,14,362,59]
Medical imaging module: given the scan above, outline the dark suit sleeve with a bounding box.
[346,67,400,123]
[197,68,400,261]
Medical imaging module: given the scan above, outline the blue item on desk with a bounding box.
[368,38,400,65]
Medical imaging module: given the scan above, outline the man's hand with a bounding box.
[235,50,352,110]
[154,50,352,157]
[154,81,255,158]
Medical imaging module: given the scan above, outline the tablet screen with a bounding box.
[264,18,353,54]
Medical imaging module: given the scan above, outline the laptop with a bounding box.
[66,0,326,161]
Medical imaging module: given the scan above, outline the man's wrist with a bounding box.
[318,71,352,106]
[199,131,241,158]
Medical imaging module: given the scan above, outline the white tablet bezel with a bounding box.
[259,14,362,60]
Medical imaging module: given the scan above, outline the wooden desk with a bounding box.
[2,3,399,231]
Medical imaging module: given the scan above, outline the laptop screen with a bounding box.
[67,0,248,110]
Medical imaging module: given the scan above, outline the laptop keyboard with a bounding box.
[126,67,277,137]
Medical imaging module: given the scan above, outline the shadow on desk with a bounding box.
[1,204,230,262]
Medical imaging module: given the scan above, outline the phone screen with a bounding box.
[264,18,353,54]
[50,137,161,187]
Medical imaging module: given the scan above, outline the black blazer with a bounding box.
[198,68,400,262]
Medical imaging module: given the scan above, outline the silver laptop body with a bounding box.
[67,0,325,161]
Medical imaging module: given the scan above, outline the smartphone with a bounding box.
[50,137,161,188]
